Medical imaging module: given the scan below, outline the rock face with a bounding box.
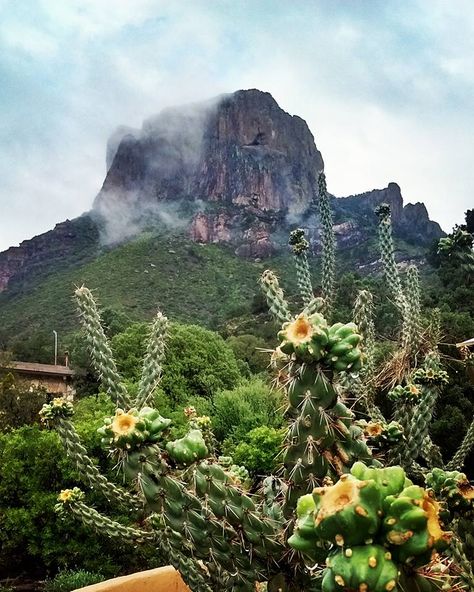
[333,183,443,247]
[0,216,99,293]
[95,90,324,257]
[0,89,444,293]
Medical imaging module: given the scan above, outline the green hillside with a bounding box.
[0,231,294,347]
[0,225,433,355]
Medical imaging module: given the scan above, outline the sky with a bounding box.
[1,0,473,251]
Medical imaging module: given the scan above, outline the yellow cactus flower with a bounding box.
[364,423,383,438]
[285,315,313,345]
[423,493,450,545]
[58,489,74,503]
[111,410,138,438]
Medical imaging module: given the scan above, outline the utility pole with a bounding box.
[53,330,58,366]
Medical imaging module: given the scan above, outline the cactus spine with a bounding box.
[317,172,336,318]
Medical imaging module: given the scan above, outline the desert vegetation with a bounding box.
[1,173,468,591]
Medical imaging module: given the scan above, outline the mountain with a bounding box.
[0,89,444,344]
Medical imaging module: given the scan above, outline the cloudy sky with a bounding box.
[1,0,473,251]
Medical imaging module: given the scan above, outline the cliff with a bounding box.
[0,89,443,293]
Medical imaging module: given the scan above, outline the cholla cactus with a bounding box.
[41,206,474,591]
[318,172,336,318]
[43,283,461,591]
[289,228,314,306]
[75,286,131,408]
[352,290,383,421]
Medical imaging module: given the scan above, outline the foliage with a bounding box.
[230,426,283,475]
[212,378,284,444]
[226,333,269,375]
[0,371,47,430]
[44,569,105,592]
[0,422,157,579]
[110,321,242,406]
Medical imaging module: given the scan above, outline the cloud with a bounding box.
[0,0,473,250]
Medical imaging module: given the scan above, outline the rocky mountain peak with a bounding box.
[97,89,324,223]
[0,89,444,294]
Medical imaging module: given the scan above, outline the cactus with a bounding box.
[290,463,452,591]
[74,286,130,409]
[40,207,473,591]
[352,290,380,419]
[260,270,291,325]
[322,545,398,592]
[318,172,336,318]
[289,229,314,306]
[375,206,423,360]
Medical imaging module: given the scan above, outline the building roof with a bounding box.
[8,361,75,377]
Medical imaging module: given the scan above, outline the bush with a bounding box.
[226,334,269,374]
[212,378,284,444]
[231,426,284,475]
[0,372,47,430]
[44,570,105,592]
[112,322,242,405]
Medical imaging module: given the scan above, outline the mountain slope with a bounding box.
[0,89,444,347]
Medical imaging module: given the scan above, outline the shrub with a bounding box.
[230,426,284,475]
[112,322,242,404]
[212,377,284,444]
[44,569,105,592]
[226,334,269,374]
[0,372,47,430]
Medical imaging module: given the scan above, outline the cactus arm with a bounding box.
[375,205,405,311]
[135,311,168,409]
[352,290,384,420]
[404,386,438,467]
[127,452,274,589]
[74,286,130,408]
[294,253,313,307]
[447,418,474,471]
[159,532,215,592]
[449,528,474,590]
[260,270,291,324]
[289,229,314,306]
[59,490,154,543]
[401,265,422,355]
[317,173,336,318]
[422,435,444,468]
[302,296,325,317]
[55,417,141,511]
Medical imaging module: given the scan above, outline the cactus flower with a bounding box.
[58,489,74,503]
[112,410,139,438]
[286,315,314,345]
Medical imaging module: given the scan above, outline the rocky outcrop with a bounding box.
[0,216,99,293]
[95,90,324,255]
[0,89,444,293]
[332,182,443,246]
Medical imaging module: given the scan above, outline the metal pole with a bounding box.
[53,330,58,366]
